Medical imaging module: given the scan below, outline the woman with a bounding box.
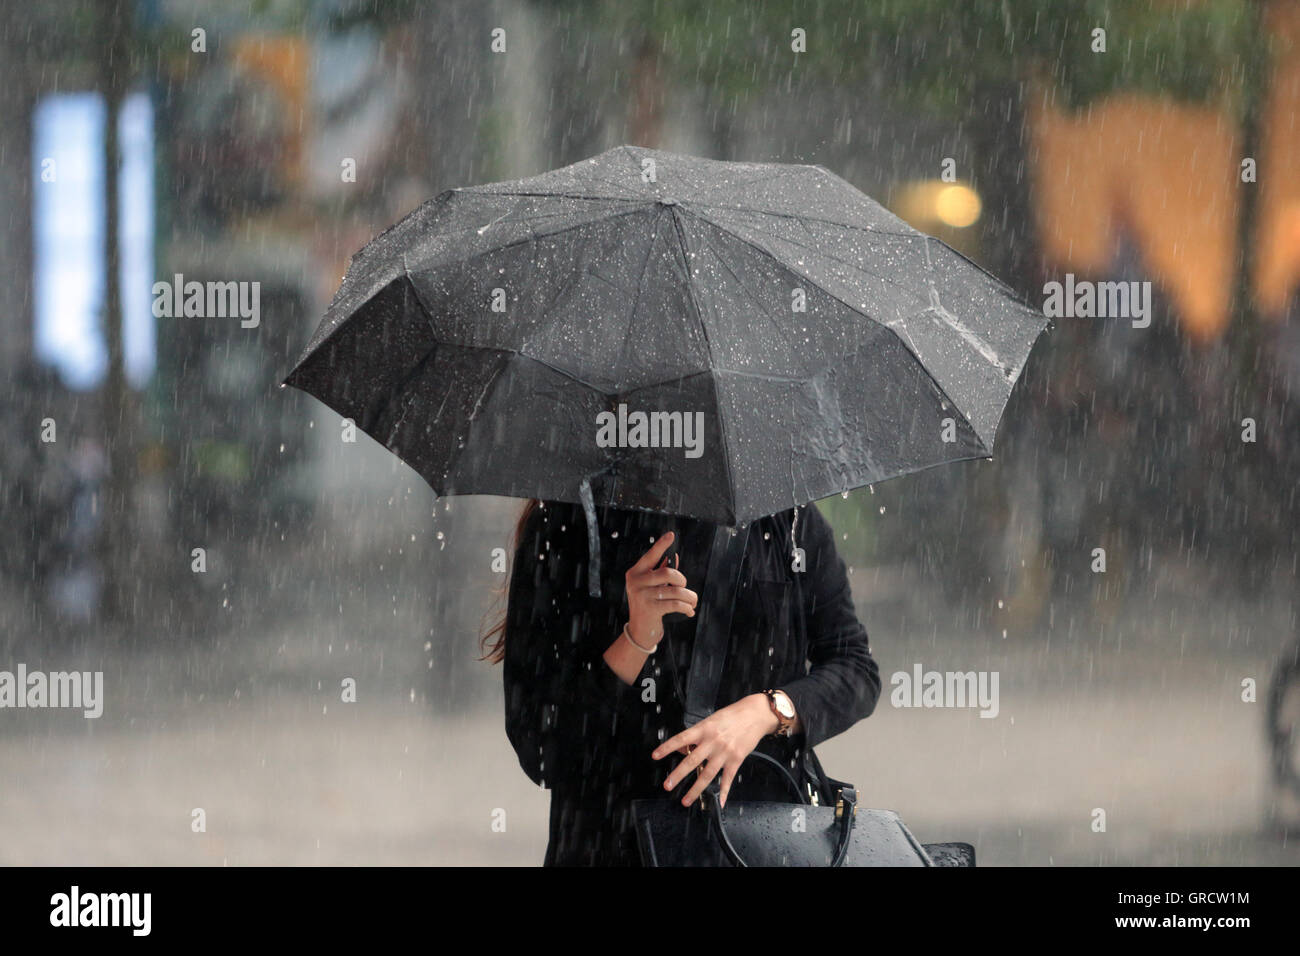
[482,497,881,866]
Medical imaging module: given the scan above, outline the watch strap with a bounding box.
[765,688,795,736]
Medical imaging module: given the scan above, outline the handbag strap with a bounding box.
[683,522,752,727]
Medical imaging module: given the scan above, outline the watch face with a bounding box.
[775,693,795,719]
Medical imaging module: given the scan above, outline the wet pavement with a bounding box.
[2,568,1295,866]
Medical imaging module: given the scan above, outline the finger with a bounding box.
[718,763,740,809]
[636,567,687,589]
[630,531,675,574]
[652,727,700,761]
[653,586,697,608]
[682,754,723,806]
[655,600,696,618]
[664,743,711,790]
[663,741,713,791]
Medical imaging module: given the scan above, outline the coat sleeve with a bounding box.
[777,503,882,750]
[501,502,653,789]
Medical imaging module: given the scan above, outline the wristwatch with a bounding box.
[764,689,796,737]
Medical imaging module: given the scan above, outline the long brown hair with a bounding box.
[477,498,540,664]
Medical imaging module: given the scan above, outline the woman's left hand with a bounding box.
[652,694,778,808]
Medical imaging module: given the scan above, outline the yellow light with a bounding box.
[892,181,983,229]
[934,185,981,228]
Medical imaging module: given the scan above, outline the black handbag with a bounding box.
[631,519,974,867]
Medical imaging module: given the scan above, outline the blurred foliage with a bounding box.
[192,440,252,483]
[475,107,515,184]
[534,0,1259,113]
[813,494,879,570]
[36,1,1260,117]
[30,0,1265,118]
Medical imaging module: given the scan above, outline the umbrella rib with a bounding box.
[319,205,643,367]
[691,208,949,354]
[667,206,739,523]
[406,203,649,272]
[695,208,930,311]
[706,365,739,526]
[365,337,439,442]
[474,193,923,238]
[687,167,797,198]
[614,206,666,385]
[691,206,928,334]
[616,143,648,181]
[448,188,626,222]
[691,221,799,364]
[397,205,652,348]
[407,354,509,486]
[464,187,647,204]
[460,204,621,236]
[468,191,922,239]
[667,206,715,369]
[918,236,1011,373]
[760,228,1026,379]
[378,207,614,287]
[685,201,919,238]
[397,258,616,395]
[458,191,922,240]
[363,194,620,278]
[689,209,993,447]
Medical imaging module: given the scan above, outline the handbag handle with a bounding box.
[727,750,809,805]
[702,779,859,867]
[683,730,850,820]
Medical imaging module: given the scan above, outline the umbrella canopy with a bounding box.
[285,145,1047,530]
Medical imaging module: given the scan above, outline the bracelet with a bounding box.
[621,622,658,654]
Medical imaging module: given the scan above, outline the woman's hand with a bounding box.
[652,694,779,808]
[625,531,697,648]
[602,531,698,685]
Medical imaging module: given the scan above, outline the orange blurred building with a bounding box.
[1027,0,1300,344]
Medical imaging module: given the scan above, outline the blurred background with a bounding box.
[0,0,1297,865]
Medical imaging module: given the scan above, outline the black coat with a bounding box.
[502,499,881,866]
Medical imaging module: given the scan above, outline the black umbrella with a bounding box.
[284,145,1047,589]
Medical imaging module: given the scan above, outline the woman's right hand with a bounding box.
[625,531,697,649]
